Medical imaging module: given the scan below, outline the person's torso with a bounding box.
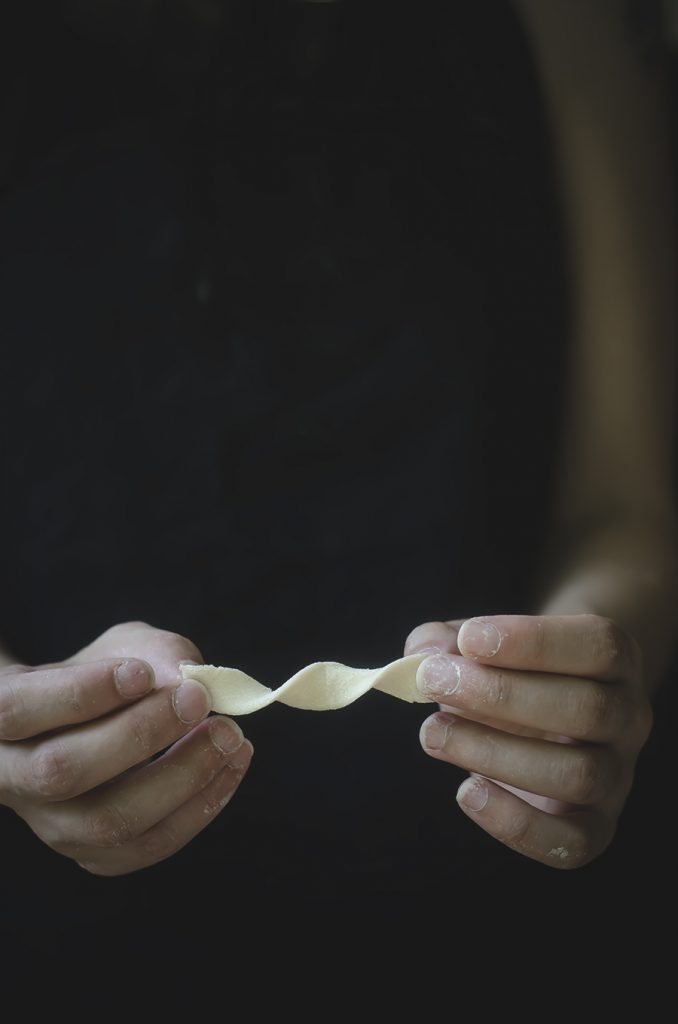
[0,0,569,933]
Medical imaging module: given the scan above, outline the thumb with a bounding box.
[64,621,204,688]
[403,618,467,658]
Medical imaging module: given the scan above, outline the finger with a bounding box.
[66,621,203,689]
[420,712,620,806]
[454,613,640,683]
[0,659,154,741]
[5,678,213,802]
[40,716,250,855]
[486,775,573,815]
[416,654,629,742]
[57,739,253,876]
[403,619,465,657]
[437,700,563,741]
[453,774,614,869]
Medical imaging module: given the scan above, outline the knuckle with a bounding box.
[86,804,133,848]
[592,618,625,679]
[60,675,83,719]
[31,743,79,800]
[0,677,23,740]
[572,685,612,739]
[164,631,203,664]
[108,620,152,635]
[474,727,501,772]
[561,750,603,804]
[98,621,154,649]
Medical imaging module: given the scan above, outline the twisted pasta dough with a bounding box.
[180,652,433,715]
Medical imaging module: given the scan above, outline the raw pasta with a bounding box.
[180,652,433,715]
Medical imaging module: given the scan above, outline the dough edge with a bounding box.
[180,653,433,714]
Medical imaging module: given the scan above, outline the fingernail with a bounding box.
[210,717,245,756]
[421,713,454,752]
[458,619,502,658]
[225,738,254,774]
[457,776,489,812]
[416,654,461,698]
[173,680,211,724]
[178,660,201,677]
[408,645,442,658]
[115,659,154,698]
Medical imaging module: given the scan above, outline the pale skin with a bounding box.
[405,0,678,868]
[1,0,677,874]
[405,613,652,868]
[0,623,253,875]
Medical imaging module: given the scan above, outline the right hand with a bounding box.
[0,621,253,876]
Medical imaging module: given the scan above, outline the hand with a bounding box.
[0,621,253,875]
[404,613,652,869]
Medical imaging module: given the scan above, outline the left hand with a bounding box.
[404,613,653,869]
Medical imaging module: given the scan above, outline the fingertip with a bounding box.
[420,711,456,756]
[457,619,502,660]
[456,776,489,813]
[413,648,443,672]
[403,620,448,655]
[418,712,442,753]
[405,620,464,658]
[209,715,244,755]
[225,736,254,775]
[114,658,155,699]
[173,678,212,723]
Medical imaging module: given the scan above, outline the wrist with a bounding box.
[531,522,678,697]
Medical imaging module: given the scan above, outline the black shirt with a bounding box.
[6,1,657,982]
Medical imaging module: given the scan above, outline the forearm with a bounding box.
[530,522,678,697]
[515,0,678,531]
[512,2,678,697]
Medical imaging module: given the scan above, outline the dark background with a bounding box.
[0,0,676,995]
